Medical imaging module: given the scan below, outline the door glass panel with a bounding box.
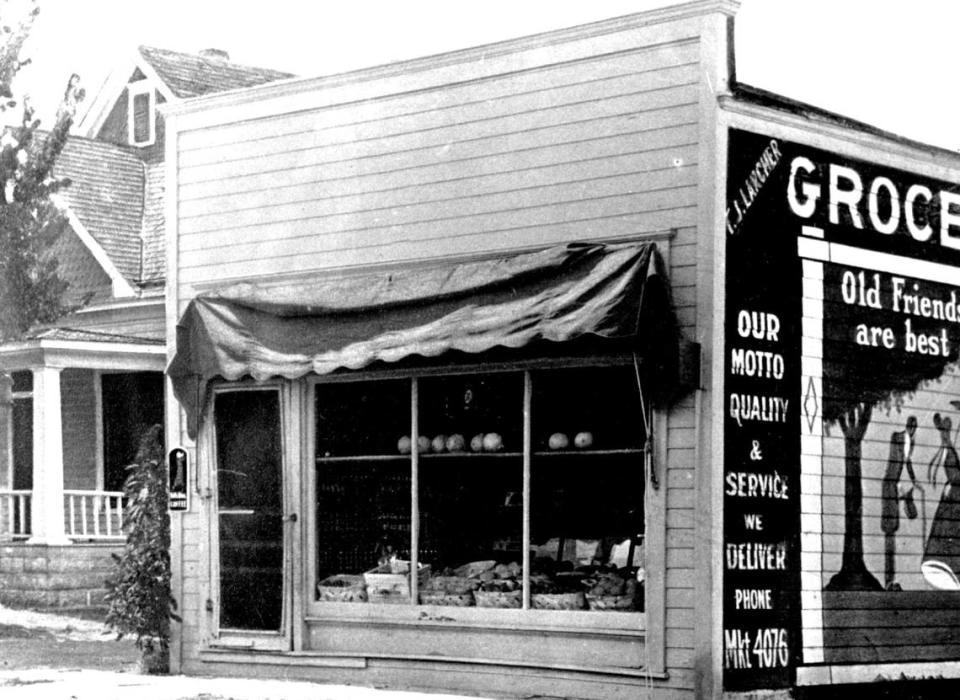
[215,390,283,631]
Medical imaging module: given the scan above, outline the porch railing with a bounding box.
[0,489,31,539]
[64,490,126,540]
[0,489,126,540]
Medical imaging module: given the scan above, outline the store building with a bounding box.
[162,1,960,697]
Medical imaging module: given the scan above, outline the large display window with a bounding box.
[310,365,647,617]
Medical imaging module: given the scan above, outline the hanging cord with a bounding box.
[634,352,657,490]
[634,353,656,691]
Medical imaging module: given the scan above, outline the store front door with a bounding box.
[212,387,291,648]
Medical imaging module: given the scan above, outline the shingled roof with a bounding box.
[52,46,292,296]
[55,136,145,284]
[140,162,165,285]
[138,45,294,98]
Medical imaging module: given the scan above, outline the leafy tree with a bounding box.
[0,0,85,341]
[104,424,179,673]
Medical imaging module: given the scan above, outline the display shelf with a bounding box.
[533,448,643,458]
[316,448,642,465]
[316,454,411,463]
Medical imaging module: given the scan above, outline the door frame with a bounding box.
[203,380,301,651]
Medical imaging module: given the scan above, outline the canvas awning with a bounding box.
[168,242,681,436]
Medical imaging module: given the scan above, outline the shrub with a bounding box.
[104,424,179,671]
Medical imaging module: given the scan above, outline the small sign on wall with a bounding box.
[168,447,188,511]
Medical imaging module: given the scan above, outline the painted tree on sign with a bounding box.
[0,0,84,341]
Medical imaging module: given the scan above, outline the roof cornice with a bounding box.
[718,93,960,178]
[163,1,739,124]
[0,338,165,372]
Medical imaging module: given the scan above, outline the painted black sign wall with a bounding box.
[724,130,802,690]
[724,127,960,689]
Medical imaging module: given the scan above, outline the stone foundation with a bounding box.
[0,542,122,609]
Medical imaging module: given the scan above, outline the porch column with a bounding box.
[28,366,69,545]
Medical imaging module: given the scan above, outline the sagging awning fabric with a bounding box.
[168,242,680,437]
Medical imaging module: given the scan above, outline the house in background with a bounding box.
[0,46,291,608]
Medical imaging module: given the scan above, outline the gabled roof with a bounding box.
[137,45,294,98]
[68,46,292,294]
[54,136,145,284]
[47,212,115,307]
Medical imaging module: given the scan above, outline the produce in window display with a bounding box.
[445,433,466,452]
[574,431,594,449]
[482,432,504,452]
[316,368,645,613]
[475,562,523,608]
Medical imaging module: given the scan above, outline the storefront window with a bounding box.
[315,379,412,602]
[530,367,646,610]
[314,366,647,613]
[418,373,524,606]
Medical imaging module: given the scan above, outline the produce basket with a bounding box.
[419,590,475,606]
[532,591,586,610]
[474,589,522,608]
[364,561,431,604]
[585,593,637,611]
[424,576,480,595]
[317,574,367,603]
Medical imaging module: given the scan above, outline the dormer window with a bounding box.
[127,80,155,147]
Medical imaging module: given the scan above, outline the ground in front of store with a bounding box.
[0,605,485,700]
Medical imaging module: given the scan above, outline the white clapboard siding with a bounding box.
[179,204,697,284]
[179,138,699,221]
[178,62,699,170]
[181,167,697,242]
[177,42,700,155]
[178,88,698,189]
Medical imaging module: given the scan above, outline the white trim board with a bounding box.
[797,238,960,286]
[78,50,177,139]
[127,79,157,147]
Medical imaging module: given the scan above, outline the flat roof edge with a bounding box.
[163,1,739,120]
[723,82,960,162]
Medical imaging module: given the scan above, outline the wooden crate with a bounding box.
[363,561,431,604]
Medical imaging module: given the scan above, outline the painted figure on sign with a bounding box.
[921,412,960,590]
[881,415,918,590]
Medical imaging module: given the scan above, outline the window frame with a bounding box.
[126,80,155,147]
[304,359,665,649]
